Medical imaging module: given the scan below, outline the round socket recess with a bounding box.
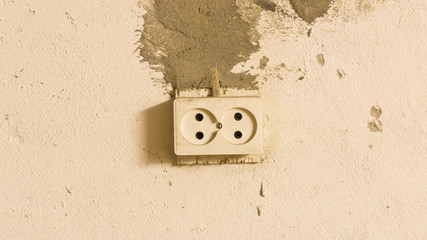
[180,108,217,145]
[220,108,257,145]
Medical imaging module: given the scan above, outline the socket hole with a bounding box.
[195,131,204,140]
[195,113,204,121]
[234,112,242,121]
[234,131,242,139]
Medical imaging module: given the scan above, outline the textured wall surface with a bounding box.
[1,0,426,239]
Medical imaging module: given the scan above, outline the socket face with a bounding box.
[180,108,217,145]
[174,97,263,155]
[220,108,257,145]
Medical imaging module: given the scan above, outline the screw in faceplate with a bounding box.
[216,122,223,129]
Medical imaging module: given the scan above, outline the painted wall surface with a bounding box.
[0,0,426,239]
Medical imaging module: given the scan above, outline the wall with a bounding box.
[0,0,426,239]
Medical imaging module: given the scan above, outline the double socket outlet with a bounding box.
[174,96,263,156]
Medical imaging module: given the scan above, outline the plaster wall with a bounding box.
[0,0,426,239]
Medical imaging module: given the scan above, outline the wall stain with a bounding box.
[357,0,386,13]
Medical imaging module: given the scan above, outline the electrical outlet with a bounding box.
[174,96,263,156]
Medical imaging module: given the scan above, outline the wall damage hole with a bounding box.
[368,105,383,133]
[368,120,383,132]
[65,11,75,25]
[65,186,72,195]
[260,182,265,197]
[259,56,269,69]
[370,105,382,119]
[316,53,325,66]
[337,69,346,79]
[257,206,262,216]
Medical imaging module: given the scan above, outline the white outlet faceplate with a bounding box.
[174,96,263,156]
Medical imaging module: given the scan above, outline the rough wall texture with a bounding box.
[1,0,426,239]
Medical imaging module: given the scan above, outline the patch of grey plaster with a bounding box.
[138,0,261,90]
[254,0,277,12]
[289,0,333,23]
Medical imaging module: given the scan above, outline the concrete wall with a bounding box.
[0,0,426,239]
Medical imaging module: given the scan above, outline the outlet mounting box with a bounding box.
[174,94,263,157]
